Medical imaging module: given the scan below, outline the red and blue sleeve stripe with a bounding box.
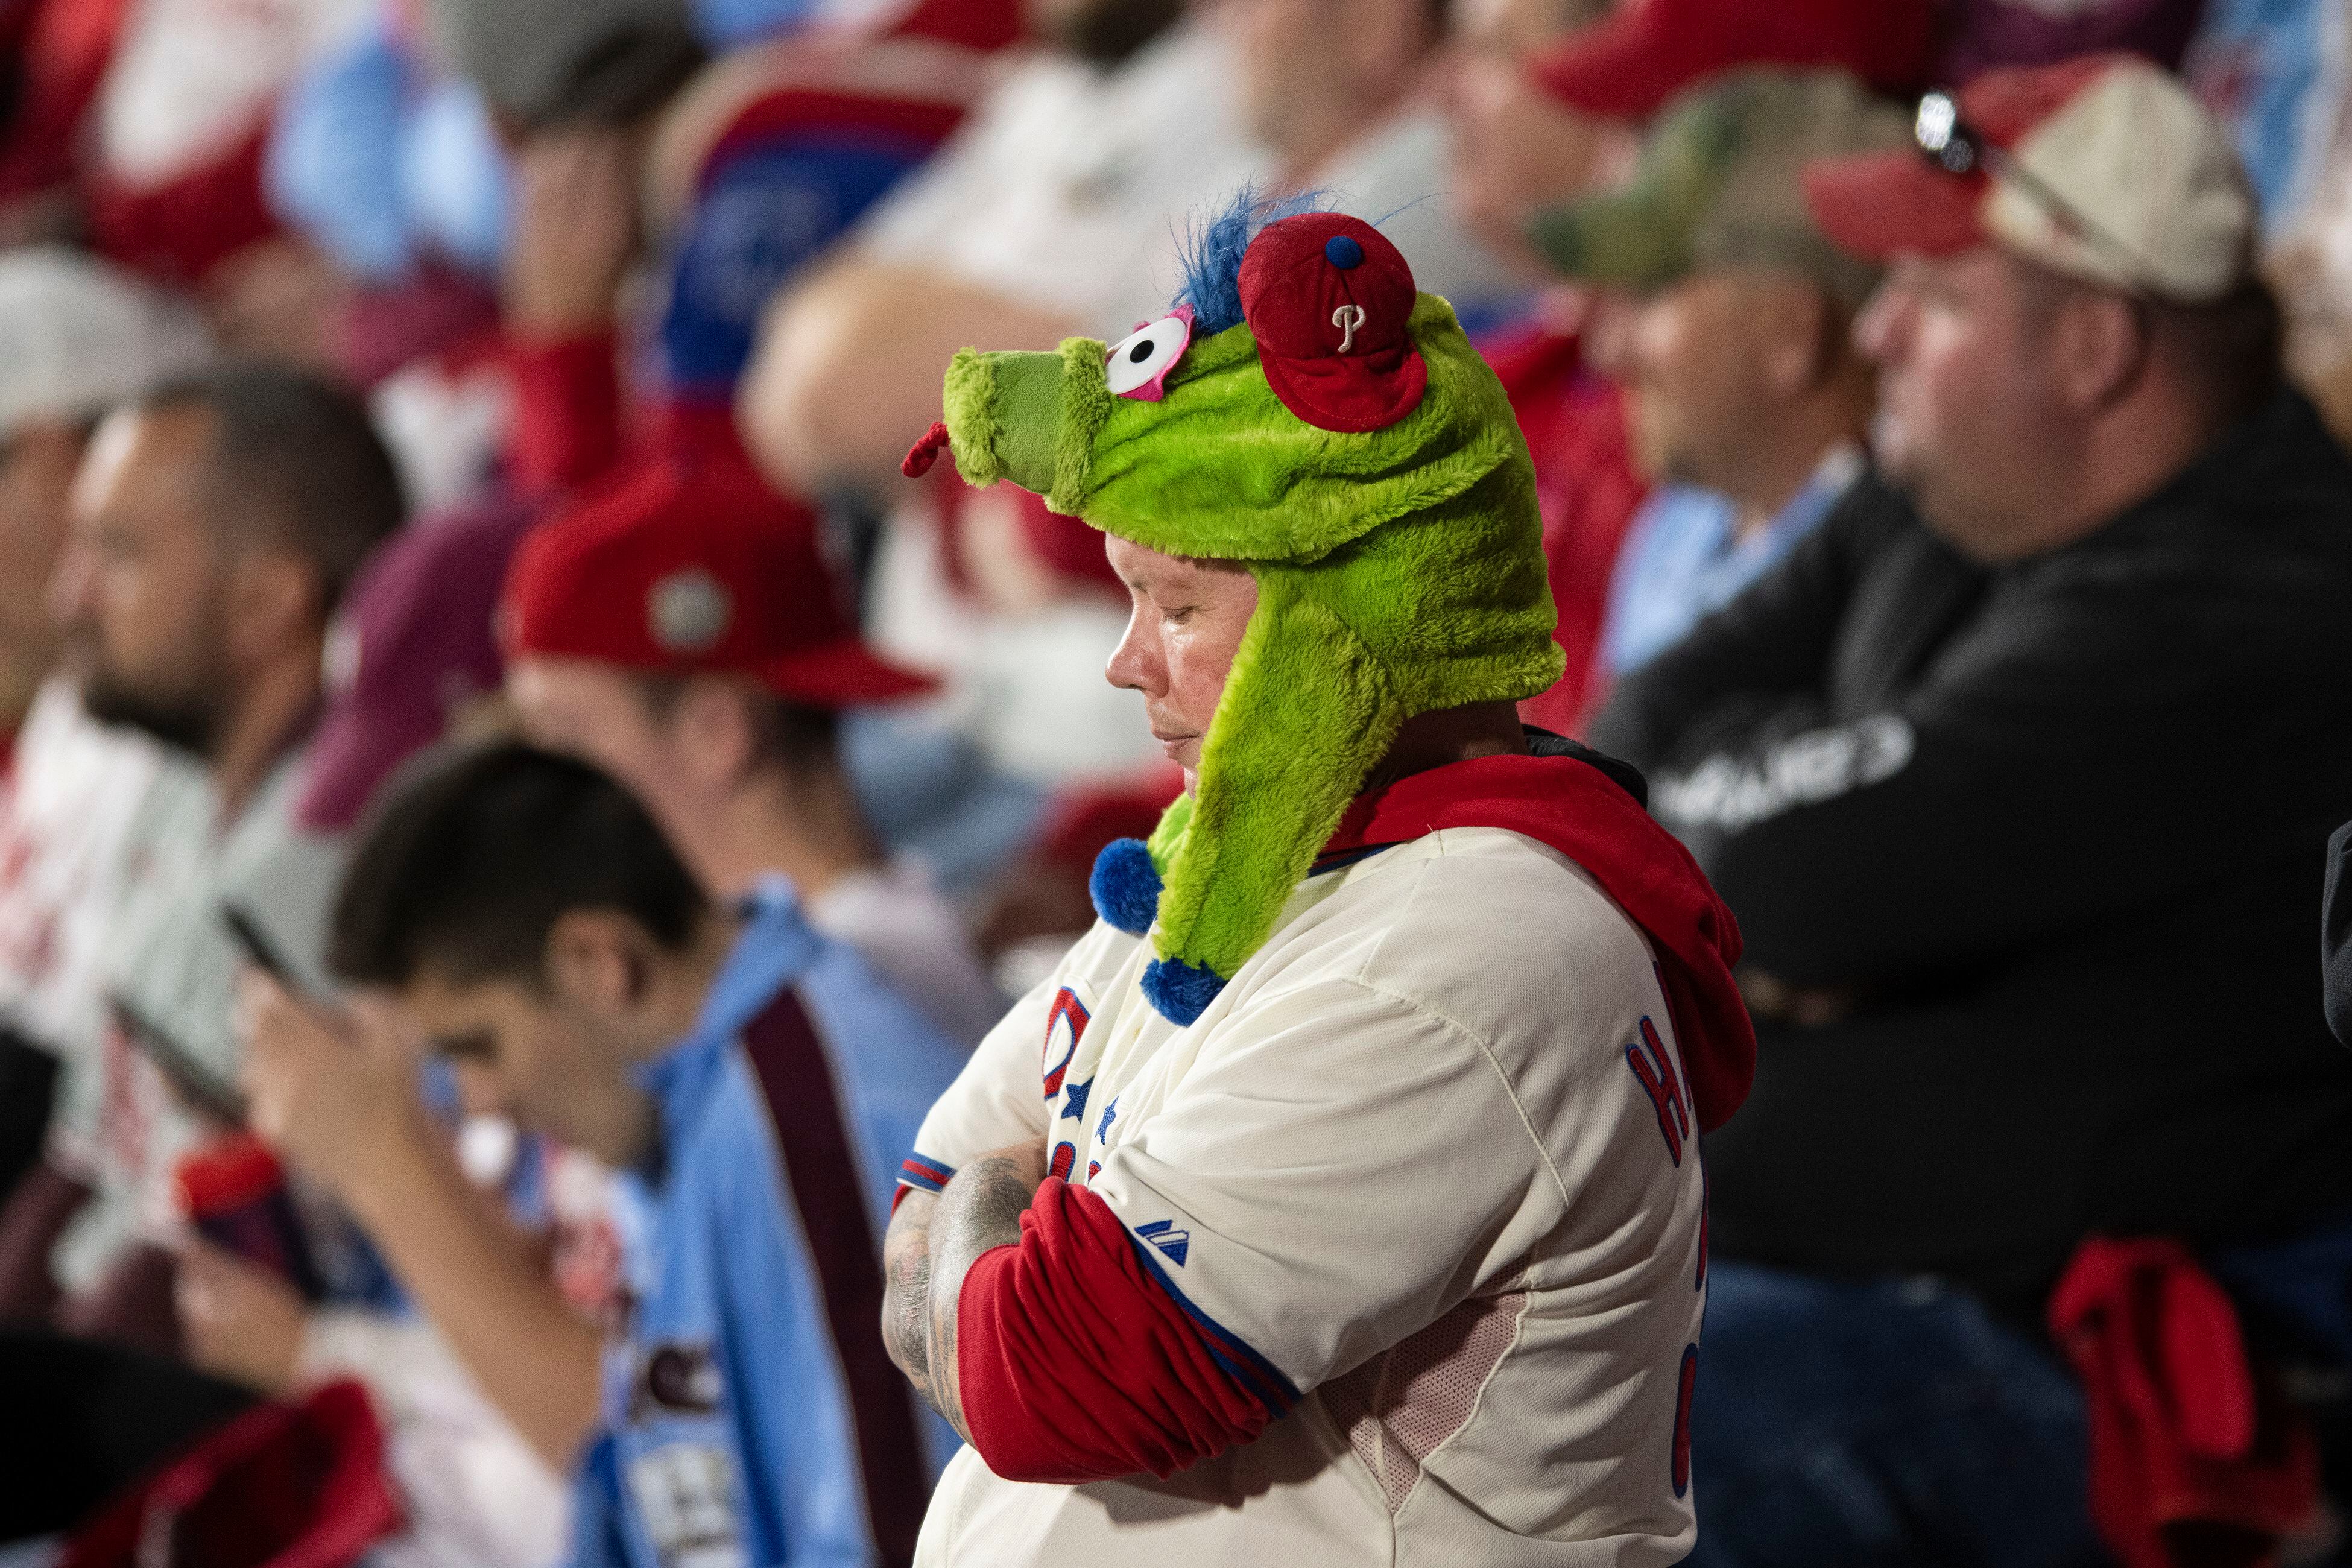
[896,1152,956,1197]
[955,1177,1283,1485]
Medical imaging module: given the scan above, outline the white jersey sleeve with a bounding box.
[902,917,1151,1193]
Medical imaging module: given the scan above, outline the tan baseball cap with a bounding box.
[1529,69,1910,309]
[1802,54,2259,302]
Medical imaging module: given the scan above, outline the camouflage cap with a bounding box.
[1528,68,1908,308]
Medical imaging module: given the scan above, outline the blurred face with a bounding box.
[1441,16,1631,277]
[1103,536,1260,795]
[0,422,89,678]
[1226,0,1430,165]
[50,406,232,753]
[1856,247,2073,560]
[403,932,652,1165]
[1587,270,1826,489]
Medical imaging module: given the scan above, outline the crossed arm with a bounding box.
[880,1141,1045,1444]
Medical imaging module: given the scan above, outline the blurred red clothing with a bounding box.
[1485,324,1647,737]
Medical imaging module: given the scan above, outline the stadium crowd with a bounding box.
[0,0,2346,1562]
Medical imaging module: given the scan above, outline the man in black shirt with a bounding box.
[1592,56,2352,1566]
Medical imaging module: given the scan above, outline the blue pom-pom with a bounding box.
[1089,838,1163,935]
[1324,234,1364,270]
[1142,957,1227,1026]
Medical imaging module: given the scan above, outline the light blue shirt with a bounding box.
[1599,447,1865,680]
[569,881,969,1568]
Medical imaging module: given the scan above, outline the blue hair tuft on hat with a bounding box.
[1174,184,1340,335]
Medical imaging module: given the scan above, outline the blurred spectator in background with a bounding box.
[0,251,211,1218]
[1592,56,2352,1564]
[265,5,511,297]
[1218,0,1520,327]
[242,741,965,1562]
[502,452,1006,1043]
[1459,0,1933,732]
[738,0,1255,502]
[429,0,1005,499]
[1534,70,1901,689]
[0,365,403,1351]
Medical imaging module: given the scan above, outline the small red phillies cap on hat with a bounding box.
[501,448,935,706]
[1533,0,1935,119]
[1802,54,2259,302]
[1238,213,1427,434]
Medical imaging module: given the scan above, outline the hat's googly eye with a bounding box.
[1105,314,1193,399]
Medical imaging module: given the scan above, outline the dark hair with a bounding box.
[536,19,706,130]
[2149,276,2286,431]
[138,362,406,610]
[631,674,842,776]
[329,741,709,990]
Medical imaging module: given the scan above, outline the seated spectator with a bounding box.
[1456,0,1931,730]
[435,0,1002,498]
[182,489,574,1568]
[1533,69,1902,685]
[501,448,1008,1043]
[0,364,403,1350]
[736,0,1266,502]
[1587,56,2352,1564]
[0,251,212,1223]
[238,741,968,1563]
[1218,0,1520,326]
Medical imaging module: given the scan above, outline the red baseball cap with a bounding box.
[1532,0,1935,119]
[1801,55,2258,302]
[1238,213,1427,434]
[501,446,935,706]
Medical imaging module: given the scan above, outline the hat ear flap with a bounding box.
[1145,571,1400,1025]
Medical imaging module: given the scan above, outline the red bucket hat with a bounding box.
[501,449,935,707]
[1533,0,1935,119]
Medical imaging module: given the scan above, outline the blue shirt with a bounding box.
[570,882,971,1568]
[1599,447,1864,680]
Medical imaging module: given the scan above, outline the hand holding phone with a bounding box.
[221,902,304,994]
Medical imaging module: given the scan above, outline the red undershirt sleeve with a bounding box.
[505,330,625,495]
[955,1177,1276,1485]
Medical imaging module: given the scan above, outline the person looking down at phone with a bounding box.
[0,364,403,1352]
[239,741,969,1568]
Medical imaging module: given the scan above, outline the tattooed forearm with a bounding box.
[881,1193,938,1406]
[922,1144,1046,1445]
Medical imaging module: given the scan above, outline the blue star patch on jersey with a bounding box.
[1062,1076,1092,1127]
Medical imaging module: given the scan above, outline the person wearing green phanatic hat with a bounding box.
[879,192,1759,1564]
[1533,67,1907,686]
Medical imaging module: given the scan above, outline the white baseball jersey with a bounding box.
[904,825,1710,1566]
[0,681,204,1176]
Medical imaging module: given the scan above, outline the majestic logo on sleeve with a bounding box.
[1042,987,1090,1098]
[1135,1219,1191,1268]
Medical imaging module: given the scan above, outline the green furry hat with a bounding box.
[908,199,1561,1024]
